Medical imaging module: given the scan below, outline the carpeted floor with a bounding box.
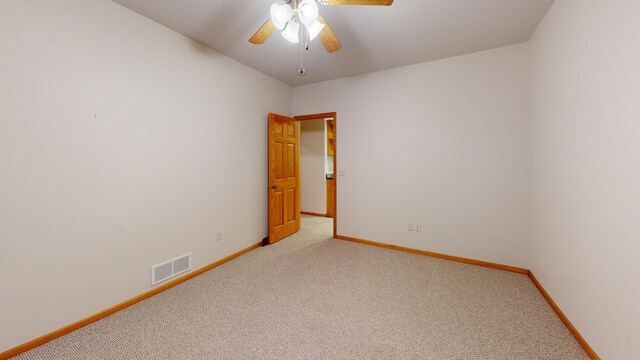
[16,215,588,359]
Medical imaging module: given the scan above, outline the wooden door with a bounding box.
[268,113,300,244]
[326,178,335,218]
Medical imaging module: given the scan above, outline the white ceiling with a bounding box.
[112,0,554,86]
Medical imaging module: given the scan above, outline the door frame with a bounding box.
[294,112,338,238]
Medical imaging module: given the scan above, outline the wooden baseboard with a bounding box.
[2,235,600,360]
[334,234,598,359]
[527,271,600,359]
[0,242,262,360]
[301,211,329,218]
[334,234,529,274]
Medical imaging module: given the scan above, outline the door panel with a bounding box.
[286,188,296,222]
[286,123,296,137]
[286,143,296,177]
[274,191,284,227]
[274,143,283,178]
[268,113,300,244]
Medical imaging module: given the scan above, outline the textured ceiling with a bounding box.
[112,0,554,86]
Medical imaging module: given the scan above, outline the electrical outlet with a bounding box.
[216,231,222,241]
[408,222,415,231]
[414,223,422,232]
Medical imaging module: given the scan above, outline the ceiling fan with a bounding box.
[249,0,394,54]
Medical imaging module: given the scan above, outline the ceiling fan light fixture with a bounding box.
[281,21,300,43]
[270,3,292,30]
[298,0,319,26]
[305,20,325,41]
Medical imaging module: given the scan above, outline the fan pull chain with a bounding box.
[298,22,308,76]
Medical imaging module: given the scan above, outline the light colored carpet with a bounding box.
[16,215,588,359]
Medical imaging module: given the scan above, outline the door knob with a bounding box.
[271,184,277,189]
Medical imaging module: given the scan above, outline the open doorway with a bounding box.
[266,112,337,245]
[298,114,336,239]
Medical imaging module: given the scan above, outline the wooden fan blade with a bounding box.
[318,15,342,53]
[321,0,393,5]
[249,18,275,45]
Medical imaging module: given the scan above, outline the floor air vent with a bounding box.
[151,253,191,286]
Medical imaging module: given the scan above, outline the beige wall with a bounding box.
[300,119,327,215]
[530,1,640,358]
[3,0,638,357]
[0,0,291,352]
[293,43,532,269]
